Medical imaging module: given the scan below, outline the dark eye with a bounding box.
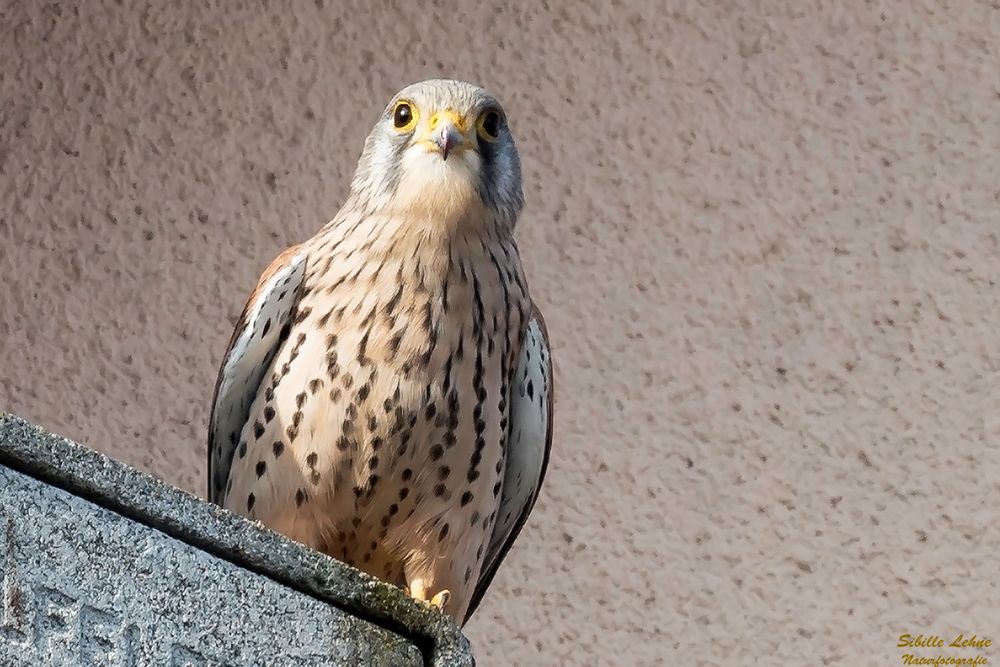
[393,102,414,129]
[478,110,501,141]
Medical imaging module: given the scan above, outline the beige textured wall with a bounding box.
[3,1,1000,665]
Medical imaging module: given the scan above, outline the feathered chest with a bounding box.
[248,232,530,515]
[296,233,528,385]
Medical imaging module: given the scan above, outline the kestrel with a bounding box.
[207,79,553,625]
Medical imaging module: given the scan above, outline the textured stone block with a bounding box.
[0,414,473,666]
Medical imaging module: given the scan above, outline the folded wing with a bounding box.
[465,305,554,623]
[207,245,309,504]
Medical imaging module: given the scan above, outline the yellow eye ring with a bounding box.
[392,101,417,132]
[476,109,502,142]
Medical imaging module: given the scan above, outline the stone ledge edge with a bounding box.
[0,412,474,667]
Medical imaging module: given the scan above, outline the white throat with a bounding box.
[390,146,485,227]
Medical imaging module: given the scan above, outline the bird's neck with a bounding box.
[306,205,516,292]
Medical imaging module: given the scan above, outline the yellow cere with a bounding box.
[429,109,468,133]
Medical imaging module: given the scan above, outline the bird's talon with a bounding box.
[430,589,451,610]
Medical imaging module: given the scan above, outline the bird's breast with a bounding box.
[271,235,530,526]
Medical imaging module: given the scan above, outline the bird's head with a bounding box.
[348,79,523,230]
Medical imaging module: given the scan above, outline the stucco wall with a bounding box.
[3,2,999,665]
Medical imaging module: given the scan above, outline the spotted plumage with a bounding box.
[207,80,553,625]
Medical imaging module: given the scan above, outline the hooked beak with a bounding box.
[436,124,465,161]
[421,109,473,161]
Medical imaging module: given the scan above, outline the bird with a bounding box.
[206,79,553,626]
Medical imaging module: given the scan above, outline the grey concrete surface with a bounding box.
[0,466,422,667]
[0,414,473,667]
[2,1,1000,665]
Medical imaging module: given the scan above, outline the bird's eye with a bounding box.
[393,102,416,131]
[477,110,501,142]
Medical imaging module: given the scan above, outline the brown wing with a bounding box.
[464,303,555,624]
[207,245,309,503]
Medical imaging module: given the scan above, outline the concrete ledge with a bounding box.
[0,413,474,666]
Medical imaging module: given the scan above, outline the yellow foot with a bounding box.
[408,578,428,602]
[406,579,450,613]
[430,589,451,611]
